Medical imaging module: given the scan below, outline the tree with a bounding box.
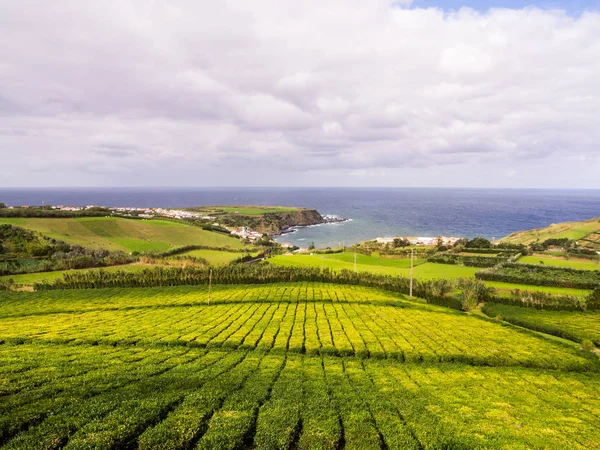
[308,241,315,251]
[0,203,6,209]
[465,237,491,249]
[453,238,468,247]
[393,237,410,248]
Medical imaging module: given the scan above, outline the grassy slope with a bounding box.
[499,217,600,245]
[518,254,600,270]
[0,217,245,252]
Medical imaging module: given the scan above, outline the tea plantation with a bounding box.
[1,283,599,449]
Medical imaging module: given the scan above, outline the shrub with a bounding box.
[581,339,596,352]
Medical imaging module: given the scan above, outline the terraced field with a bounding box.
[1,283,599,449]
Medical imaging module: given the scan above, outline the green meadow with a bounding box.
[0,217,245,252]
[518,254,600,270]
[269,252,479,279]
[177,249,257,265]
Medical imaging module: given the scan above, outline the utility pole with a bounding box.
[354,253,357,273]
[409,249,414,300]
[208,269,212,305]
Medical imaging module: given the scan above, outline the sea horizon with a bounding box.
[2,187,599,247]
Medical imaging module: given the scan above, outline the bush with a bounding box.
[581,339,596,352]
[475,263,600,290]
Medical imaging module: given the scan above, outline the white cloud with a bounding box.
[0,1,599,187]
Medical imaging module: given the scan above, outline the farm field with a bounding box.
[268,253,479,279]
[518,254,600,270]
[484,281,590,297]
[177,249,256,265]
[0,217,245,252]
[0,282,599,448]
[483,303,600,346]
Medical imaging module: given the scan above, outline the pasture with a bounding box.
[518,254,600,270]
[0,282,599,448]
[177,249,256,265]
[268,253,478,279]
[0,217,245,252]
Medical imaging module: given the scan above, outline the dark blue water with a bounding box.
[1,188,599,247]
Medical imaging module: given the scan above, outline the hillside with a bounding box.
[193,206,325,234]
[499,217,600,248]
[0,217,245,253]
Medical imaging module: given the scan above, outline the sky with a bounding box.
[0,1,599,188]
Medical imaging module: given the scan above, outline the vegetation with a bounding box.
[427,253,507,267]
[518,254,600,270]
[499,217,600,248]
[0,224,134,276]
[190,206,324,234]
[0,217,246,252]
[176,249,257,265]
[31,264,475,304]
[476,262,600,289]
[483,302,600,346]
[1,282,599,448]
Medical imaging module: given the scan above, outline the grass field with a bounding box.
[483,281,590,297]
[177,249,256,265]
[269,253,479,279]
[518,254,600,270]
[0,282,599,448]
[0,217,245,252]
[483,303,600,346]
[197,206,299,215]
[499,217,600,245]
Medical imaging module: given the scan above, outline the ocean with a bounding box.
[1,187,599,248]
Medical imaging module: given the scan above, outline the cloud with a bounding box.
[0,1,599,187]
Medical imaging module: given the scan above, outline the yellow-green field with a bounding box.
[1,283,599,448]
[0,217,245,252]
